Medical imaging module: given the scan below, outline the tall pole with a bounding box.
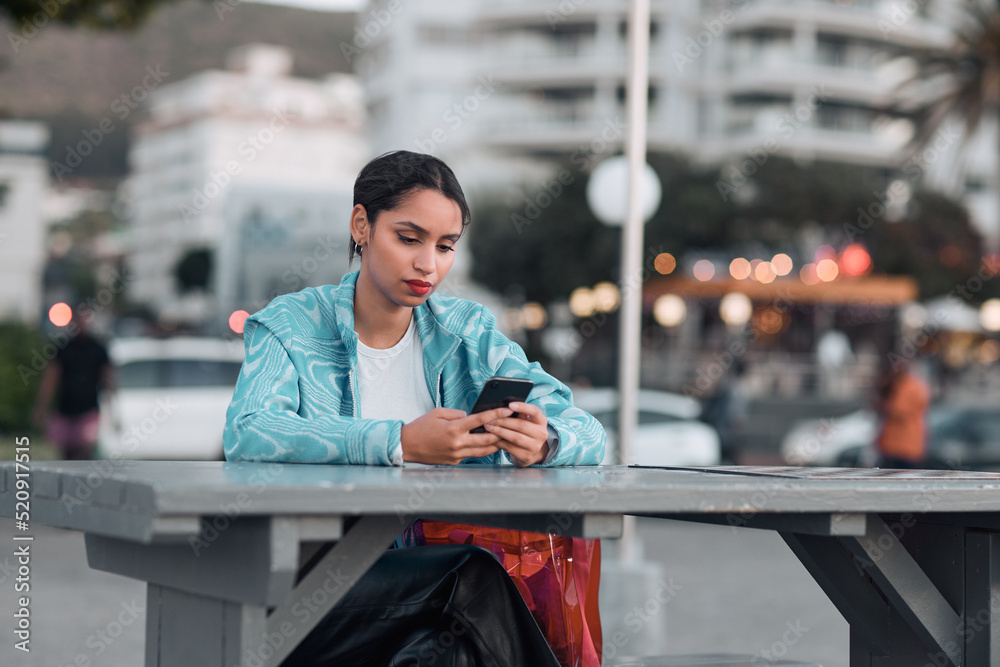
[617,0,650,562]
[619,0,650,467]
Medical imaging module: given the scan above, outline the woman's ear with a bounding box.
[350,204,370,249]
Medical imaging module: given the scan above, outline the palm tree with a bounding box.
[901,1,1000,175]
[0,0,168,29]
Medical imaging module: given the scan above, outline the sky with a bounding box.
[250,0,364,11]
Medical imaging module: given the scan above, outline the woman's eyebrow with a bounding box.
[394,221,461,242]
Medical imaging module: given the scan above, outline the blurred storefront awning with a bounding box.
[645,275,919,306]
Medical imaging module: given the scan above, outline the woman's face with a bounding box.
[355,188,464,307]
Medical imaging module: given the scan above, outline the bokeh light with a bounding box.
[901,303,928,329]
[980,340,1000,364]
[771,253,793,276]
[981,299,1000,332]
[729,258,751,280]
[654,253,677,275]
[816,258,840,282]
[692,260,715,282]
[719,292,753,326]
[522,302,548,330]
[755,307,785,335]
[839,243,872,277]
[229,309,250,334]
[653,294,687,327]
[755,262,776,284]
[800,263,819,285]
[592,282,621,312]
[49,302,73,327]
[569,287,596,318]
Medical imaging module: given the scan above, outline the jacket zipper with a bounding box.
[348,369,357,417]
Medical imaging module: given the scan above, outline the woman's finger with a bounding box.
[508,402,544,422]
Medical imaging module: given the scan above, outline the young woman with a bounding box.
[224,151,606,666]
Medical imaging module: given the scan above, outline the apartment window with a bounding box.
[615,85,658,108]
[419,25,468,45]
[816,36,849,67]
[965,177,987,194]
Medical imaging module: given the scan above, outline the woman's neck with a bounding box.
[353,270,412,349]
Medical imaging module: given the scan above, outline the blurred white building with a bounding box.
[126,44,368,323]
[357,0,998,244]
[0,121,50,324]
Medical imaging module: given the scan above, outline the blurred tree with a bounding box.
[0,322,44,434]
[902,1,1000,153]
[174,247,212,292]
[469,153,986,304]
[0,0,176,29]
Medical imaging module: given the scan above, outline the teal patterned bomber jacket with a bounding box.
[224,270,607,466]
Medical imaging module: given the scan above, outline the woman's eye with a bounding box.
[438,245,455,253]
[398,235,419,244]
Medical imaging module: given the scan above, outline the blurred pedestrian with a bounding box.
[817,328,854,397]
[31,310,115,460]
[699,359,748,464]
[873,358,930,469]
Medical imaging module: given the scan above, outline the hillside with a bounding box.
[0,0,357,180]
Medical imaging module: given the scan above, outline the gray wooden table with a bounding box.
[4,461,1000,666]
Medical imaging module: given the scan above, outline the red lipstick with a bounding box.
[406,280,432,295]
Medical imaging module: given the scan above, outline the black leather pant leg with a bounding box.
[387,625,478,667]
[281,545,560,667]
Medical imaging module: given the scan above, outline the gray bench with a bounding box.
[606,656,821,667]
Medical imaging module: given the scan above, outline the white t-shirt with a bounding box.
[356,315,434,465]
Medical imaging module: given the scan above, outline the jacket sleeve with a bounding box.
[223,318,403,465]
[475,306,606,466]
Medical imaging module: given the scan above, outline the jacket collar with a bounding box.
[334,270,462,375]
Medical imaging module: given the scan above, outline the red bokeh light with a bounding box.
[229,310,250,334]
[49,302,72,327]
[839,243,872,277]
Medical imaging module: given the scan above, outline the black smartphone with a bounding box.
[469,376,534,433]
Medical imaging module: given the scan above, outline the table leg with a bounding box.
[145,583,266,667]
[965,531,1000,665]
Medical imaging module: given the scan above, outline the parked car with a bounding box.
[571,387,721,466]
[781,404,1000,471]
[780,409,877,467]
[97,337,245,460]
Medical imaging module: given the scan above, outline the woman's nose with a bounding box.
[413,245,435,274]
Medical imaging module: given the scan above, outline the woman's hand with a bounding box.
[400,407,512,465]
[484,402,549,467]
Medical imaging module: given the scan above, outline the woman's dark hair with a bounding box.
[349,150,472,262]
